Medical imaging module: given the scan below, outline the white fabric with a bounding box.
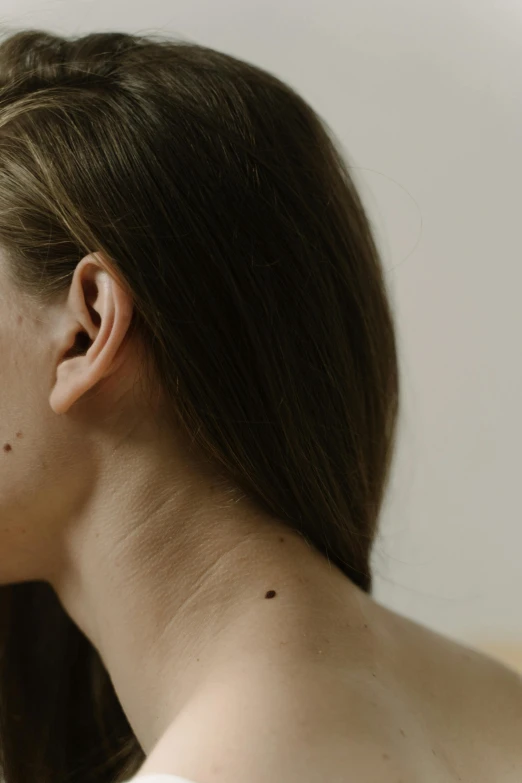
[124,776,199,783]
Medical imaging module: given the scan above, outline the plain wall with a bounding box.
[1,0,521,666]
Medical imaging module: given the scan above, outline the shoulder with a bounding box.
[459,647,522,752]
[450,645,522,780]
[141,601,522,783]
[378,603,522,776]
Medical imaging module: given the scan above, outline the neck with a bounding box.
[45,440,369,753]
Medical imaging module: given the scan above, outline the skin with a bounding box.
[1,250,521,783]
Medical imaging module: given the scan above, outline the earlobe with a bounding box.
[49,254,134,416]
[49,348,97,415]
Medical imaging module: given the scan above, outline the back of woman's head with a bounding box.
[0,28,399,783]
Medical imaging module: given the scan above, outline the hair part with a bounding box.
[0,27,399,783]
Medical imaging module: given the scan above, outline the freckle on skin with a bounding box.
[265,590,277,599]
[16,431,23,438]
[3,443,12,452]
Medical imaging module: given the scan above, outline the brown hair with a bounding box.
[0,27,399,783]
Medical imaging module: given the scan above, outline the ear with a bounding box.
[49,252,134,415]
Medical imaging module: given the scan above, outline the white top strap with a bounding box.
[124,775,200,783]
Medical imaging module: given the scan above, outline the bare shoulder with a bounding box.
[139,627,522,783]
[138,593,522,783]
[374,601,522,778]
[444,636,522,756]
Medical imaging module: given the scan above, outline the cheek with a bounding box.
[0,397,70,584]
[0,311,85,584]
[0,309,54,466]
[0,406,93,585]
[0,426,50,584]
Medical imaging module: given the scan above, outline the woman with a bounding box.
[0,28,519,783]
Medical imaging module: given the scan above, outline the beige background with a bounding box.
[0,0,520,673]
[477,643,522,674]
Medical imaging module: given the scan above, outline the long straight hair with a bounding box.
[0,28,399,783]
